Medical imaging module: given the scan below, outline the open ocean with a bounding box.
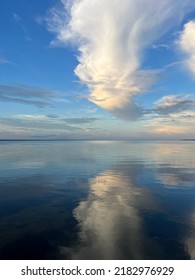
[0,140,195,260]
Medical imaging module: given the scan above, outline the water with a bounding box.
[0,140,195,259]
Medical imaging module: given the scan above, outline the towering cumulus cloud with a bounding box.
[179,20,195,76]
[47,0,195,120]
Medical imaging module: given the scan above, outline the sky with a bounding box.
[0,0,195,140]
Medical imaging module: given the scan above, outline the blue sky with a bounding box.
[0,0,195,139]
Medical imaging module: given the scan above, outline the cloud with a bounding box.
[143,116,195,138]
[45,115,100,124]
[12,13,32,41]
[185,211,195,259]
[47,0,195,120]
[0,84,58,108]
[152,126,188,135]
[154,94,195,115]
[62,117,99,124]
[142,94,195,138]
[178,20,195,76]
[7,115,85,130]
[13,12,21,22]
[0,95,52,108]
[0,115,86,139]
[157,167,195,188]
[0,115,104,139]
[0,57,9,64]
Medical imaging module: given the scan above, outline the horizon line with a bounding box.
[0,138,194,142]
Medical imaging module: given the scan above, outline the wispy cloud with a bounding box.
[0,84,59,108]
[46,0,195,120]
[0,115,83,133]
[17,114,100,124]
[13,12,21,22]
[0,57,9,64]
[12,12,32,41]
[45,114,100,124]
[0,114,104,139]
[154,94,195,115]
[0,95,52,108]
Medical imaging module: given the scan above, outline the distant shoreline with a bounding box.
[180,139,195,141]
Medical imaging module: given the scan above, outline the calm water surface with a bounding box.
[0,140,195,259]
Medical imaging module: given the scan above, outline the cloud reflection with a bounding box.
[62,163,160,259]
[156,168,195,188]
[185,211,195,259]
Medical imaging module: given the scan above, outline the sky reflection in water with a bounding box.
[0,141,195,259]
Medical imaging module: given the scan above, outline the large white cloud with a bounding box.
[47,0,195,120]
[179,20,195,76]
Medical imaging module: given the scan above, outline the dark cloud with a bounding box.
[109,101,143,121]
[0,95,52,108]
[46,114,59,119]
[62,118,99,124]
[154,95,195,115]
[0,84,56,99]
